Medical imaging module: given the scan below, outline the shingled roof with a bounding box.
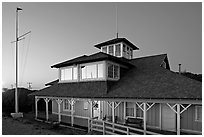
[94,38,139,50]
[51,52,133,68]
[30,54,202,100]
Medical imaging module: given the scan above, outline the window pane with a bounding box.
[127,46,130,59]
[61,69,65,80]
[115,44,121,57]
[102,46,107,53]
[126,102,134,117]
[81,66,86,79]
[114,65,119,79]
[123,44,126,58]
[108,45,114,55]
[108,63,114,78]
[73,67,78,80]
[87,65,97,79]
[136,107,143,118]
[98,64,104,78]
[130,49,133,59]
[64,68,72,80]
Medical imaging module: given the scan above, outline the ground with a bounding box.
[2,112,87,135]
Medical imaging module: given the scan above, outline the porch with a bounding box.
[34,96,202,135]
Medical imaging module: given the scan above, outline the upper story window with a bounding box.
[60,66,78,81]
[107,62,119,80]
[81,62,104,80]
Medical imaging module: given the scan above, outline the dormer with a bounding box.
[94,38,139,59]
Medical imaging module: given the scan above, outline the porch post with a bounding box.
[177,104,180,135]
[159,103,162,130]
[56,99,63,123]
[124,101,126,121]
[143,102,147,135]
[71,99,75,126]
[35,96,39,119]
[44,98,50,121]
[112,102,115,123]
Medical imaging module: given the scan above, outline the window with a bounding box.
[115,44,121,57]
[108,64,114,78]
[107,63,119,79]
[123,44,126,58]
[84,102,88,110]
[87,65,97,79]
[63,99,71,111]
[130,49,133,59]
[98,64,104,78]
[102,46,107,53]
[108,45,114,55]
[127,46,130,59]
[195,106,202,122]
[114,65,119,79]
[81,63,104,80]
[126,102,134,117]
[60,66,78,81]
[136,107,143,118]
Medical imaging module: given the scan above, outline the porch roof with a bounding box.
[30,54,202,100]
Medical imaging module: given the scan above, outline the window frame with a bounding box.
[107,61,120,80]
[80,61,106,81]
[63,99,72,112]
[195,105,202,122]
[59,66,78,82]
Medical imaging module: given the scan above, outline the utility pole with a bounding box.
[11,7,31,118]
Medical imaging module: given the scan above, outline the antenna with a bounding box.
[115,4,118,38]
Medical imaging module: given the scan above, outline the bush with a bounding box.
[2,88,35,113]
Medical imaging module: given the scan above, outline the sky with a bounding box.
[2,2,202,89]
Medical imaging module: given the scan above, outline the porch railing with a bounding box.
[88,118,160,135]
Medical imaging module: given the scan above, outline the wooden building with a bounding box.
[30,38,202,135]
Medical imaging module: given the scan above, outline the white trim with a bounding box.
[36,96,202,105]
[63,99,72,112]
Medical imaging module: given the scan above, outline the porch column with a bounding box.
[124,101,126,121]
[44,98,50,121]
[71,99,75,127]
[35,96,39,119]
[90,100,93,118]
[112,102,115,123]
[143,102,147,135]
[159,103,162,130]
[177,104,180,135]
[56,99,63,123]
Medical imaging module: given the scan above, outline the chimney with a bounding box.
[179,64,181,74]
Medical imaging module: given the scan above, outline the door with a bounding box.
[93,101,100,119]
[162,104,176,131]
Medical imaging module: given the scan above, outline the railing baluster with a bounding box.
[103,121,105,135]
[127,128,129,135]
